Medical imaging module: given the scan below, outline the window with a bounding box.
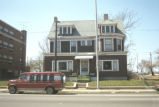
[9,31,14,36]
[52,60,73,72]
[103,61,112,70]
[81,40,86,46]
[63,27,66,34]
[111,26,114,33]
[9,44,14,50]
[49,74,54,82]
[101,25,115,34]
[87,40,92,46]
[36,74,41,83]
[106,26,109,33]
[70,41,77,52]
[3,55,7,59]
[3,41,8,48]
[117,39,122,51]
[100,60,119,71]
[30,74,34,83]
[59,62,67,71]
[104,38,113,51]
[59,26,72,35]
[4,28,9,33]
[20,74,27,80]
[43,74,48,82]
[102,26,105,33]
[0,25,3,30]
[81,40,92,46]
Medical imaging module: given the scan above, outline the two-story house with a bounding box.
[44,14,127,80]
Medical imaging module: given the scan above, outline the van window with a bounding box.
[30,74,34,83]
[49,74,54,82]
[36,74,41,83]
[20,74,26,80]
[43,74,47,82]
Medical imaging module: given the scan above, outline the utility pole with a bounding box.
[150,52,154,75]
[95,0,99,89]
[54,17,58,72]
[136,54,138,73]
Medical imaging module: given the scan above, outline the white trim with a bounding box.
[75,56,93,59]
[44,51,127,56]
[80,59,89,75]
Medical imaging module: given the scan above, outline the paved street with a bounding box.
[0,93,159,107]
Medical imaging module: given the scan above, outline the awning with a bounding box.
[75,56,93,59]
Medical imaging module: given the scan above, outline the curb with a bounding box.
[86,86,155,89]
[0,86,8,89]
[60,89,157,94]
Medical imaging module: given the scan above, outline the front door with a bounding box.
[80,59,89,76]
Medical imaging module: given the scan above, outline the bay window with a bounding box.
[104,38,114,51]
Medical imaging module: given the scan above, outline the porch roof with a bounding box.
[75,56,93,59]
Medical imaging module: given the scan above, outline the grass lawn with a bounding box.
[88,80,159,86]
[65,82,74,86]
[0,81,8,86]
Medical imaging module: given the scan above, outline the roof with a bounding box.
[48,19,125,39]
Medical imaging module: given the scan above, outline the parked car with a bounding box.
[155,85,159,91]
[8,72,64,94]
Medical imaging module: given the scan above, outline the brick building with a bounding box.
[0,20,27,80]
[44,14,127,80]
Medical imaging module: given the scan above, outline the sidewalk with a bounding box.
[0,88,157,94]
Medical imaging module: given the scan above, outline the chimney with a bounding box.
[104,14,108,20]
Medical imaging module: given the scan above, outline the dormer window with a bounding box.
[59,26,72,35]
[101,25,115,34]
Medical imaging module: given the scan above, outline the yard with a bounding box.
[88,80,159,86]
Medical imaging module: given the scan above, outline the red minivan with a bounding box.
[8,72,64,94]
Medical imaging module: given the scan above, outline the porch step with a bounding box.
[77,83,86,88]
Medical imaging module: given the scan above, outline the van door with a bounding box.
[16,74,28,88]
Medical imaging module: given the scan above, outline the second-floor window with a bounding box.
[59,26,72,35]
[70,41,77,52]
[104,38,114,51]
[0,25,3,30]
[3,41,8,48]
[117,39,122,51]
[81,40,92,46]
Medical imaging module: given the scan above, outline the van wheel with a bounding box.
[46,87,53,94]
[53,90,58,94]
[9,86,17,94]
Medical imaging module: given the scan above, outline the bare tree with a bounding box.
[27,55,43,72]
[39,36,50,54]
[138,63,144,73]
[114,9,139,34]
[141,60,156,76]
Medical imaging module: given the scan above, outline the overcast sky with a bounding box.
[0,0,159,65]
